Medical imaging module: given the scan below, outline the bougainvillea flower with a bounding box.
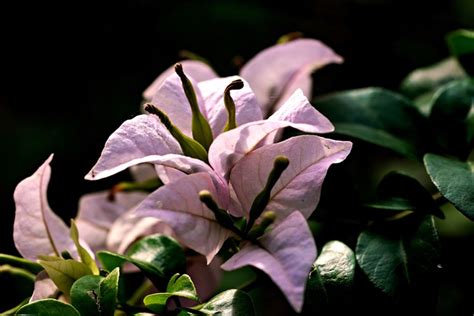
[133,171,322,311]
[221,211,316,312]
[134,135,350,255]
[13,155,76,260]
[143,38,342,116]
[85,73,262,180]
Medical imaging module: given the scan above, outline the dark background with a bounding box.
[0,0,472,300]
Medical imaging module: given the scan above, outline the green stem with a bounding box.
[126,279,154,306]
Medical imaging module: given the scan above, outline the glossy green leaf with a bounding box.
[126,234,185,277]
[38,256,92,296]
[97,234,185,286]
[304,241,355,311]
[70,275,103,315]
[15,299,80,316]
[424,154,474,220]
[446,29,474,75]
[143,273,198,313]
[316,241,356,292]
[70,268,119,316]
[99,268,120,316]
[70,219,99,275]
[0,253,43,274]
[365,171,444,218]
[315,88,426,158]
[193,289,255,315]
[429,79,474,159]
[401,57,467,98]
[356,216,440,296]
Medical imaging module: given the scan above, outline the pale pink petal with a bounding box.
[227,182,245,217]
[106,211,174,254]
[30,271,57,302]
[135,173,232,263]
[186,255,223,301]
[279,70,313,108]
[105,154,230,208]
[221,211,316,312]
[154,165,187,184]
[268,89,334,133]
[75,191,147,252]
[13,155,75,260]
[198,76,263,136]
[259,88,335,145]
[150,73,206,137]
[210,119,332,179]
[85,115,181,180]
[240,38,343,115]
[231,135,352,221]
[74,220,108,253]
[130,164,159,182]
[143,60,218,101]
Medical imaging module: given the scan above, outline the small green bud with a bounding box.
[223,79,244,132]
[247,211,277,240]
[199,190,245,239]
[145,104,208,162]
[246,156,289,233]
[175,63,214,149]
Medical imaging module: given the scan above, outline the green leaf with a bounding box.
[334,123,418,159]
[446,29,474,75]
[127,235,186,277]
[70,268,119,316]
[0,265,35,312]
[315,241,356,293]
[70,219,99,275]
[38,256,92,296]
[424,154,474,220]
[447,29,474,56]
[304,240,355,311]
[401,57,467,98]
[1,297,29,315]
[0,253,43,274]
[193,289,255,315]
[97,234,185,287]
[304,241,355,313]
[99,268,120,316]
[70,275,102,315]
[143,273,199,313]
[356,216,440,297]
[365,171,444,218]
[315,88,427,158]
[429,79,474,159]
[15,299,80,316]
[304,265,328,310]
[0,264,35,282]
